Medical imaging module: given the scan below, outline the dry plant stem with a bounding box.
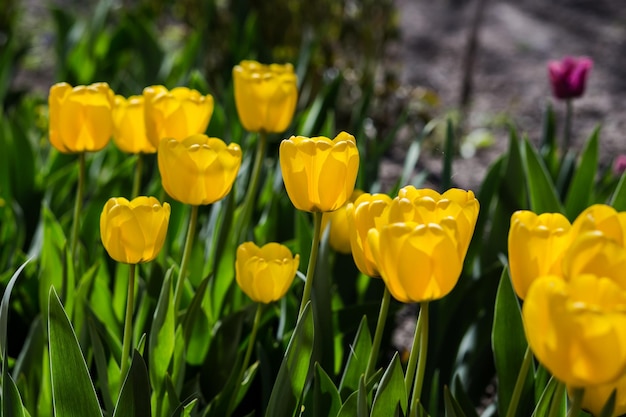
[238,131,267,243]
[120,263,136,379]
[132,153,143,198]
[567,387,584,417]
[404,304,424,396]
[226,303,263,417]
[410,302,430,415]
[564,99,573,150]
[505,345,533,417]
[365,285,391,381]
[298,212,323,317]
[70,152,86,266]
[548,381,566,417]
[173,205,199,316]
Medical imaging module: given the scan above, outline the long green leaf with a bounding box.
[265,302,314,417]
[112,351,151,417]
[0,259,30,358]
[338,316,372,399]
[48,288,103,417]
[371,353,407,417]
[521,138,563,213]
[531,376,559,417]
[2,366,29,417]
[357,375,368,417]
[443,385,467,417]
[609,172,626,210]
[564,127,599,220]
[313,363,342,417]
[149,269,175,394]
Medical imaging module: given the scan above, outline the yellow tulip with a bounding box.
[236,242,300,303]
[367,221,463,303]
[508,211,572,299]
[158,134,242,206]
[233,60,298,133]
[523,274,626,387]
[48,82,115,153]
[574,373,626,417]
[321,190,364,254]
[100,196,170,264]
[143,86,214,147]
[279,132,359,212]
[571,204,626,247]
[387,187,479,259]
[345,193,392,276]
[112,95,156,154]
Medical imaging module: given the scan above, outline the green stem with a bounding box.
[226,303,263,416]
[410,302,430,413]
[505,346,533,417]
[298,212,323,317]
[567,387,584,417]
[548,381,566,417]
[70,152,86,266]
[365,286,391,381]
[120,263,136,379]
[404,305,424,395]
[132,153,143,198]
[238,131,267,243]
[173,205,199,316]
[564,99,573,150]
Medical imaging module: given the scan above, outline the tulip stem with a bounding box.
[404,304,424,395]
[505,345,533,417]
[70,152,86,268]
[120,263,136,380]
[226,303,263,417]
[564,99,573,151]
[132,153,143,198]
[408,302,429,416]
[365,285,391,381]
[298,212,323,317]
[238,131,267,243]
[548,381,566,417]
[174,205,199,316]
[567,387,584,417]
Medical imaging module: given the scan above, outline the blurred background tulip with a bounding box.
[112,95,156,154]
[48,82,115,153]
[100,196,170,264]
[235,241,300,303]
[548,56,593,100]
[322,189,364,254]
[279,131,359,212]
[233,60,298,133]
[158,134,242,206]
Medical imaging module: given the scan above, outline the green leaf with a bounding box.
[452,376,478,417]
[338,316,372,399]
[48,288,103,417]
[149,269,175,395]
[265,302,315,417]
[609,172,626,210]
[597,389,616,417]
[371,353,407,417]
[0,259,30,359]
[492,268,533,417]
[443,385,467,417]
[531,377,559,417]
[564,127,599,220]
[357,375,368,417]
[337,390,359,417]
[2,365,29,417]
[313,363,342,417]
[112,351,151,417]
[521,138,563,213]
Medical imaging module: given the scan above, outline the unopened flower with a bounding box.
[112,95,156,154]
[547,56,593,100]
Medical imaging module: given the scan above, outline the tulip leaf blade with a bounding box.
[337,390,359,417]
[521,138,563,214]
[492,267,533,417]
[609,171,626,210]
[149,269,175,401]
[597,389,616,417]
[371,353,407,417]
[338,316,372,399]
[48,288,104,417]
[531,376,560,417]
[357,374,369,417]
[313,363,342,417]
[265,302,314,417]
[443,384,467,417]
[564,126,599,220]
[112,350,151,417]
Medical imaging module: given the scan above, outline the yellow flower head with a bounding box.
[233,60,298,133]
[100,196,170,264]
[279,132,359,212]
[508,211,572,299]
[367,221,463,303]
[571,204,626,247]
[345,193,392,277]
[523,274,626,387]
[236,242,300,303]
[143,86,214,147]
[573,372,626,417]
[321,190,364,254]
[112,95,156,154]
[158,135,242,206]
[49,82,115,153]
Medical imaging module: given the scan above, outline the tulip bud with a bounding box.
[321,190,364,254]
[547,56,593,100]
[112,95,156,154]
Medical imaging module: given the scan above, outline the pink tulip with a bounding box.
[547,56,593,100]
[614,155,626,176]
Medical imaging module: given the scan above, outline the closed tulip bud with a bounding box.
[143,86,214,147]
[548,56,593,100]
[523,274,626,387]
[112,95,156,154]
[571,204,626,248]
[49,82,115,153]
[367,221,463,303]
[321,190,364,254]
[100,196,170,264]
[345,193,392,277]
[233,60,298,133]
[158,135,242,206]
[279,132,359,212]
[508,211,572,299]
[236,242,300,303]
[573,374,626,417]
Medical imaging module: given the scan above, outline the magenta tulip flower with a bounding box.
[547,56,593,100]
